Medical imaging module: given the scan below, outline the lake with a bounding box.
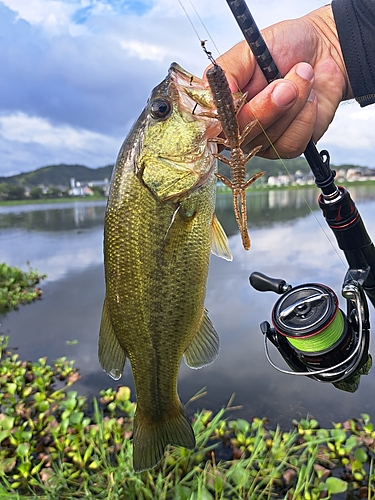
[1,186,375,429]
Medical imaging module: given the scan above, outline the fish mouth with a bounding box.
[168,63,215,115]
[168,62,206,89]
[168,62,221,143]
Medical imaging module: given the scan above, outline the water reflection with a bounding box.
[0,200,106,232]
[0,201,106,281]
[1,187,375,429]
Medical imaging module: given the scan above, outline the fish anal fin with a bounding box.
[98,299,127,380]
[210,213,232,261]
[184,309,220,369]
[133,403,195,472]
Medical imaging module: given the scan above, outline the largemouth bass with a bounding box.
[98,63,231,472]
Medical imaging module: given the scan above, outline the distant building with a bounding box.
[87,178,110,196]
[69,177,109,196]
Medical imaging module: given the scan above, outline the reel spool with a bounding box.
[250,272,371,387]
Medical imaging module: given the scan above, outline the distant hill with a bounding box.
[0,158,372,190]
[0,164,114,188]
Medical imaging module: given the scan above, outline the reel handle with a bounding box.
[250,272,291,295]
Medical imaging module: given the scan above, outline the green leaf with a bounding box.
[16,443,30,458]
[116,386,131,402]
[330,429,346,443]
[325,477,348,494]
[6,383,17,395]
[354,447,368,463]
[70,410,84,426]
[0,415,15,430]
[235,419,250,434]
[361,413,370,423]
[18,461,31,476]
[0,430,11,443]
[344,434,358,451]
[37,400,50,412]
[34,392,46,402]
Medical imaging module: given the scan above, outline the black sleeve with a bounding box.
[332,0,375,107]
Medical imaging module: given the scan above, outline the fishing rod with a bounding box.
[225,0,374,389]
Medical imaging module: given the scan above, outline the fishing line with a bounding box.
[177,0,220,56]
[287,310,344,353]
[249,113,350,272]
[177,0,203,45]
[177,0,351,271]
[185,0,220,56]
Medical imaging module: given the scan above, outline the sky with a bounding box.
[1,0,374,178]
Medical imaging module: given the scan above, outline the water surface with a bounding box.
[1,188,375,428]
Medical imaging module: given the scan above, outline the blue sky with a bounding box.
[1,0,374,177]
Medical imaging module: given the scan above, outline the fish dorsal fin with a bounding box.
[210,213,232,261]
[183,309,219,369]
[98,299,127,380]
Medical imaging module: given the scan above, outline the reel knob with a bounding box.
[250,271,292,294]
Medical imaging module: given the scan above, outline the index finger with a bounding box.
[203,40,269,95]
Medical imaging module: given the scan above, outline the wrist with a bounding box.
[305,4,352,101]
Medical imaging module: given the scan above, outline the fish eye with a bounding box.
[150,98,172,120]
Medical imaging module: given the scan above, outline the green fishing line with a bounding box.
[287,310,344,353]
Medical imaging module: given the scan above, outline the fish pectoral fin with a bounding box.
[210,213,233,261]
[183,309,220,369]
[133,403,195,472]
[98,299,127,381]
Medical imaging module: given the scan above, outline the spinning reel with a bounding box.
[250,269,372,392]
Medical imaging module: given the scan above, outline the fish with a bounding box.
[98,62,232,473]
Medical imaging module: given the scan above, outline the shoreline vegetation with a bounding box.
[0,267,375,498]
[0,334,374,499]
[0,264,46,314]
[1,179,375,207]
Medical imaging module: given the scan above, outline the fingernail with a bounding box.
[296,62,314,81]
[308,89,316,102]
[272,82,297,107]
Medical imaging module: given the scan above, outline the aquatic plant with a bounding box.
[0,263,46,313]
[0,336,374,499]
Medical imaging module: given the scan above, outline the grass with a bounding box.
[0,263,46,314]
[0,335,374,499]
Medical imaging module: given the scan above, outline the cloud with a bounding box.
[0,112,123,172]
[120,40,168,62]
[0,0,374,177]
[1,112,106,147]
[319,102,375,168]
[1,0,78,33]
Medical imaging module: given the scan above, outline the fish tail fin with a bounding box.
[132,403,195,472]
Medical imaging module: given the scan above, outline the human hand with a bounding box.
[206,5,350,159]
